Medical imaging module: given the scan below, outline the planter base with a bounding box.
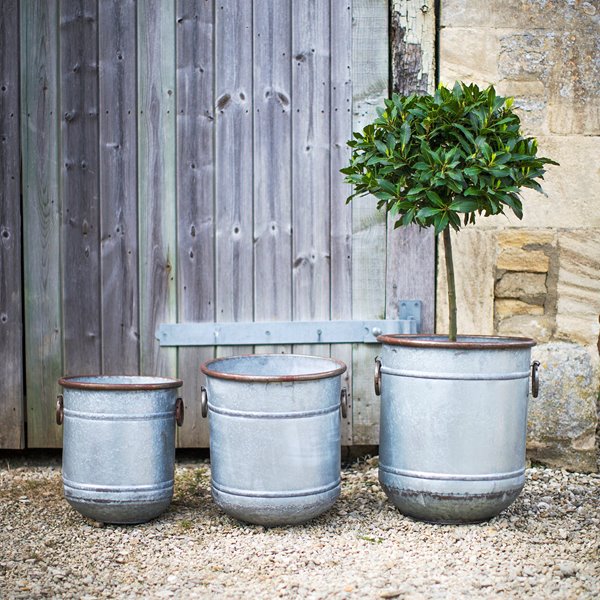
[64,489,172,525]
[380,479,524,524]
[211,482,340,527]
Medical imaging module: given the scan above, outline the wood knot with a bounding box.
[217,93,231,111]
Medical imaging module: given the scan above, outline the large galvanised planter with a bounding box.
[201,354,347,526]
[57,376,184,524]
[375,335,539,524]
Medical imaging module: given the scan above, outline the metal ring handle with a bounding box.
[374,357,382,396]
[56,395,64,426]
[340,388,348,419]
[175,397,184,427]
[531,361,540,398]
[201,386,208,418]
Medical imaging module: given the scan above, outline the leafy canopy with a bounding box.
[341,82,558,235]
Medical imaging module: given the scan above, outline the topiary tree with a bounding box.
[341,81,558,341]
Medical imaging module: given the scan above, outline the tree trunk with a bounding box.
[443,228,457,342]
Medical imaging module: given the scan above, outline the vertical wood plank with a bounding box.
[351,0,389,444]
[215,1,254,358]
[138,0,177,377]
[0,0,24,448]
[391,0,436,97]
[330,0,354,444]
[386,0,436,332]
[291,0,331,357]
[253,0,293,355]
[385,225,435,330]
[176,0,215,447]
[60,0,101,375]
[21,0,63,447]
[99,0,140,374]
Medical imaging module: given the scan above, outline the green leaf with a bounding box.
[449,199,479,212]
[445,179,462,194]
[399,121,411,147]
[487,167,510,177]
[377,178,397,195]
[373,190,395,201]
[413,162,431,171]
[406,185,426,196]
[426,190,445,207]
[417,207,442,218]
[433,212,450,235]
[374,140,388,155]
[448,211,462,230]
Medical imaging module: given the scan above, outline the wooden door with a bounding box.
[1,0,435,448]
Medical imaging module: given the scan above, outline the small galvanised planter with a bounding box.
[57,375,184,524]
[201,354,347,526]
[375,335,539,524]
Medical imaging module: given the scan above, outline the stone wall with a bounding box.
[437,0,600,471]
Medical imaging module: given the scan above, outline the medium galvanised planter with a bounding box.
[375,335,539,524]
[57,376,184,524]
[201,354,347,526]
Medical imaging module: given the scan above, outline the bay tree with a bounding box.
[342,81,558,341]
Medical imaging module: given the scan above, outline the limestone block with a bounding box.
[497,248,549,273]
[438,28,499,86]
[436,228,496,335]
[556,231,600,347]
[527,343,598,472]
[497,230,556,249]
[441,0,600,31]
[495,300,544,319]
[498,31,600,135]
[441,3,599,135]
[496,315,554,343]
[479,136,600,230]
[495,272,547,304]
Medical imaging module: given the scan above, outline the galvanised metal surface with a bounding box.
[375,335,536,524]
[201,354,347,526]
[58,376,183,525]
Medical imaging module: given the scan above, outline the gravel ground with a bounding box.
[0,454,598,599]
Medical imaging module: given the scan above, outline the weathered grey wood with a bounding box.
[0,0,24,449]
[60,0,101,375]
[253,0,293,356]
[138,0,177,377]
[13,0,434,449]
[291,0,331,358]
[21,0,63,447]
[176,0,215,447]
[391,0,436,96]
[99,0,139,374]
[330,0,354,444]
[351,0,389,444]
[215,1,254,359]
[386,0,436,332]
[385,224,436,330]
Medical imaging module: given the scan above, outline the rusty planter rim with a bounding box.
[376,334,536,350]
[201,353,347,383]
[58,375,183,391]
